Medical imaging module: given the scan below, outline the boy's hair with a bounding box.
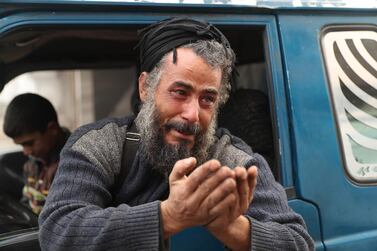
[3,93,58,138]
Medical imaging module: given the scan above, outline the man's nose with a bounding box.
[181,99,200,123]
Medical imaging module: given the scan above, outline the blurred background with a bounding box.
[0,67,136,153]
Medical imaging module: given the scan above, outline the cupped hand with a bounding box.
[161,157,237,238]
[205,165,258,232]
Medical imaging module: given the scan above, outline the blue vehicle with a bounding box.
[0,1,376,250]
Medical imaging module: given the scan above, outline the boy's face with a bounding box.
[13,122,58,162]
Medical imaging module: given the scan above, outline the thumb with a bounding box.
[169,157,197,182]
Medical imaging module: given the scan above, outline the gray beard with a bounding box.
[135,96,217,177]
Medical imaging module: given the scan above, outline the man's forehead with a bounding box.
[164,47,222,75]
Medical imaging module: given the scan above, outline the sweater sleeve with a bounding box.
[246,154,314,251]
[38,120,162,250]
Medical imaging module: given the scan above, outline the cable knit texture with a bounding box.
[39,116,314,251]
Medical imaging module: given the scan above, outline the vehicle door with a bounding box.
[278,9,377,251]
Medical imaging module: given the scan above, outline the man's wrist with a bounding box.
[209,215,251,251]
[160,200,181,239]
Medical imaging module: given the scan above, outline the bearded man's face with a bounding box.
[135,48,222,175]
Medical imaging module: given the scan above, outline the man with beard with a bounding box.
[39,18,314,250]
[3,93,70,214]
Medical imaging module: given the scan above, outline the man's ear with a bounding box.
[138,72,148,103]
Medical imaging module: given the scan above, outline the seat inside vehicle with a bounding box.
[218,89,276,177]
[0,151,28,200]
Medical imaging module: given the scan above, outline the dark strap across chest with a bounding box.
[111,120,169,206]
[111,122,140,201]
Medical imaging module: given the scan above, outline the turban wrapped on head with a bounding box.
[137,17,233,73]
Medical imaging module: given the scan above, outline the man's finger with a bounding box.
[235,166,249,212]
[169,157,197,182]
[207,192,237,222]
[247,166,258,200]
[184,159,222,194]
[192,172,236,210]
[198,175,238,212]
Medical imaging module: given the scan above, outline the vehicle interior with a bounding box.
[0,22,277,245]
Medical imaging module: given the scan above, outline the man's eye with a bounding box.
[201,96,215,106]
[173,89,187,97]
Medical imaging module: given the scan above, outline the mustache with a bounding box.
[164,120,201,136]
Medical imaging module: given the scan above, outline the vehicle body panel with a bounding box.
[278,13,377,250]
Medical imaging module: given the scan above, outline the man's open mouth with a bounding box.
[165,121,200,137]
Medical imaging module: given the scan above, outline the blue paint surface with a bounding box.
[171,227,224,251]
[279,13,377,250]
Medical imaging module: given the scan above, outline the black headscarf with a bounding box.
[132,17,235,114]
[137,17,233,73]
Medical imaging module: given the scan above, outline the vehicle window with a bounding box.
[322,28,377,183]
[0,68,136,235]
[0,23,277,236]
[0,68,136,153]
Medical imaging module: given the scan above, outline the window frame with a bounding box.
[321,25,377,185]
[0,10,293,248]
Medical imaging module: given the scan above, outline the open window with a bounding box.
[0,19,280,245]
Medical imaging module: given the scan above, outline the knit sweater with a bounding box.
[39,116,314,250]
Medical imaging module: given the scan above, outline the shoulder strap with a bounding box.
[112,121,140,198]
